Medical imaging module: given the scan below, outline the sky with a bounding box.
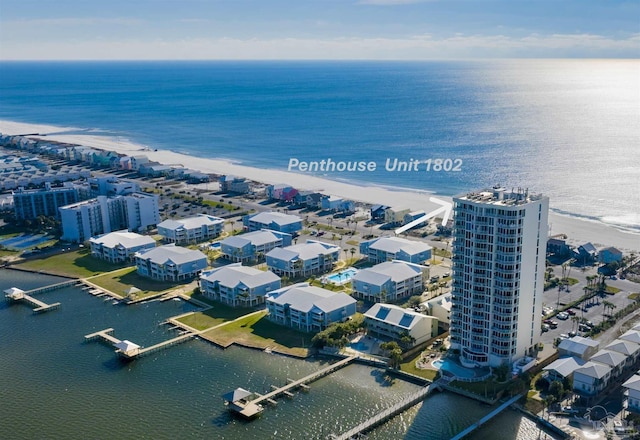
[0,0,638,60]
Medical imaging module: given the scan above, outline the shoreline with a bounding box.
[1,119,638,253]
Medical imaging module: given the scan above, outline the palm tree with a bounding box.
[602,300,616,322]
[379,287,388,303]
[571,316,580,333]
[349,247,356,261]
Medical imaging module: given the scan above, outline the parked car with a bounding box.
[560,333,569,340]
[562,406,579,415]
[542,324,550,332]
[557,312,569,320]
[567,309,576,316]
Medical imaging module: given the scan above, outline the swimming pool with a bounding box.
[432,358,476,379]
[325,268,358,285]
[349,341,370,351]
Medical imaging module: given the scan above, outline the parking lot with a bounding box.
[540,268,640,346]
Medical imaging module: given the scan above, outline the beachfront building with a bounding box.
[403,210,426,226]
[266,283,356,332]
[572,361,612,396]
[558,336,600,361]
[199,263,281,307]
[219,175,250,194]
[359,236,432,265]
[89,230,156,263]
[134,244,208,281]
[243,211,302,235]
[384,207,410,225]
[352,260,427,303]
[574,242,598,264]
[295,191,323,209]
[59,192,160,243]
[422,293,452,328]
[265,240,340,278]
[157,214,224,245]
[266,184,298,202]
[363,303,438,348]
[370,205,389,221]
[13,182,80,220]
[321,195,355,213]
[546,235,572,256]
[220,230,292,263]
[449,187,549,368]
[623,375,640,414]
[599,247,623,265]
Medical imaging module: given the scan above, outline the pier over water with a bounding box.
[84,327,196,359]
[4,286,62,313]
[224,355,357,418]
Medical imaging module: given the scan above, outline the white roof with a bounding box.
[158,214,224,231]
[248,211,301,226]
[575,361,612,379]
[620,330,640,345]
[590,349,627,368]
[368,236,432,255]
[364,303,432,331]
[604,339,640,357]
[89,230,156,249]
[623,375,640,392]
[114,340,140,352]
[267,283,355,314]
[200,263,280,289]
[558,336,600,356]
[353,260,424,285]
[266,241,339,261]
[543,357,586,378]
[222,230,282,248]
[135,244,206,265]
[4,287,25,295]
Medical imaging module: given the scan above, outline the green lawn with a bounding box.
[176,302,255,331]
[400,352,439,381]
[606,285,621,294]
[15,248,129,278]
[90,266,181,299]
[201,310,313,357]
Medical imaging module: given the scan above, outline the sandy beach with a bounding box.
[2,119,639,253]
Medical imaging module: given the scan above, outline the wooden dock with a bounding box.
[227,356,357,418]
[5,287,61,313]
[84,327,196,360]
[330,381,439,440]
[84,328,120,344]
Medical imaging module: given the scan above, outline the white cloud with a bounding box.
[1,33,638,60]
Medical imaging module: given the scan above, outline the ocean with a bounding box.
[0,60,638,233]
